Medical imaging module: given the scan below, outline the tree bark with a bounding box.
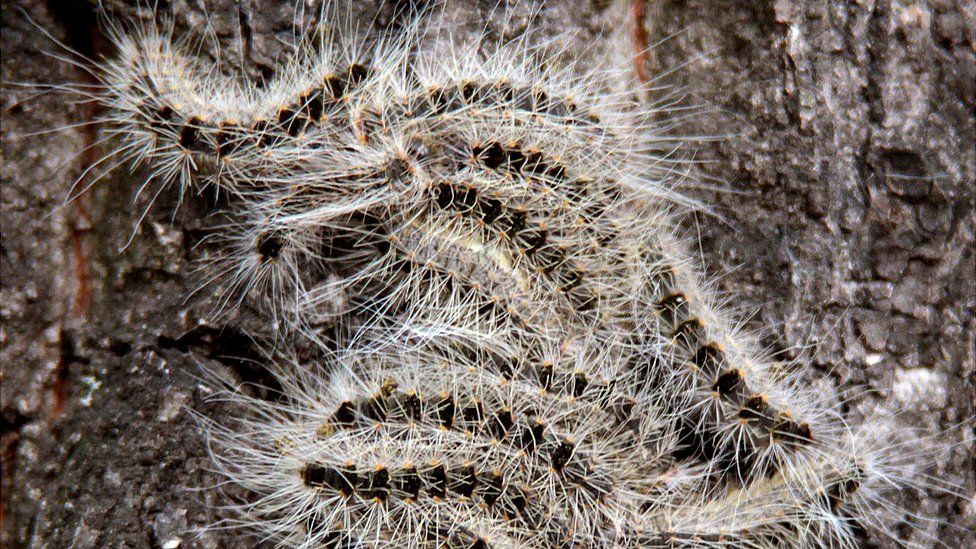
[1,1,972,547]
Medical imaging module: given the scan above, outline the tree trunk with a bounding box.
[1,1,972,547]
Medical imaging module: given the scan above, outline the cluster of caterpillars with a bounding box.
[92,8,890,549]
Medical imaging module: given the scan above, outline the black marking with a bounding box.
[347,64,370,87]
[692,344,725,377]
[157,104,175,121]
[427,87,449,113]
[435,394,455,428]
[250,119,277,147]
[395,465,421,499]
[324,74,345,98]
[536,361,554,390]
[215,122,240,157]
[531,88,550,111]
[571,372,589,397]
[480,470,504,506]
[564,463,612,500]
[360,393,388,422]
[460,80,480,103]
[360,466,390,501]
[657,293,689,326]
[713,369,744,398]
[302,463,327,487]
[773,416,814,446]
[550,440,574,471]
[331,401,355,428]
[490,408,514,439]
[426,463,448,498]
[739,395,775,430]
[475,142,506,169]
[589,380,616,407]
[396,391,422,419]
[457,185,479,210]
[533,246,565,274]
[255,232,284,261]
[672,317,706,348]
[433,182,454,209]
[277,105,305,136]
[558,270,584,293]
[500,484,530,522]
[179,116,202,149]
[479,197,503,223]
[303,464,358,497]
[303,89,324,120]
[521,229,547,254]
[573,293,598,313]
[494,80,515,102]
[452,464,478,497]
[461,399,484,424]
[506,210,528,235]
[516,418,546,453]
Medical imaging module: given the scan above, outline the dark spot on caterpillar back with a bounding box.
[255,232,285,262]
[395,390,422,419]
[672,317,706,349]
[347,64,370,87]
[773,416,814,446]
[657,293,689,327]
[303,463,358,497]
[550,439,574,471]
[461,399,484,424]
[179,116,202,149]
[360,392,389,422]
[713,369,744,398]
[490,408,514,439]
[480,470,504,506]
[359,466,391,500]
[536,361,554,390]
[451,464,478,497]
[157,104,175,121]
[277,105,307,137]
[395,465,421,499]
[215,122,242,157]
[331,401,356,428]
[302,89,324,121]
[515,418,546,453]
[739,395,775,430]
[425,463,448,498]
[506,210,528,236]
[479,196,503,223]
[692,344,725,378]
[435,393,455,428]
[572,372,589,397]
[324,74,345,99]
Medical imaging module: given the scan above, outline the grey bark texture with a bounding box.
[1,0,973,547]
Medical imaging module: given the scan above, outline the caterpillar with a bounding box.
[3,0,970,548]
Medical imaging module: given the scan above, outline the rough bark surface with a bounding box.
[1,0,972,547]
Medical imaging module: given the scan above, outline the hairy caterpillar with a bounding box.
[3,0,971,547]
